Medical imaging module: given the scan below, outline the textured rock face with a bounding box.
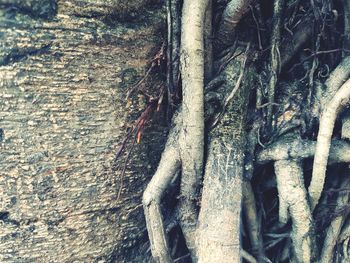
[0,1,165,262]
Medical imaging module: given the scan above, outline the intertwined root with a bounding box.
[309,79,350,211]
[274,159,315,263]
[142,0,350,262]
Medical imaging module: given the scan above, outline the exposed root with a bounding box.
[197,48,254,263]
[274,159,315,263]
[142,118,181,263]
[267,0,285,128]
[322,57,350,104]
[196,141,243,263]
[320,179,350,263]
[243,181,265,262]
[216,0,253,49]
[142,1,350,262]
[177,0,209,258]
[309,79,350,210]
[256,136,350,164]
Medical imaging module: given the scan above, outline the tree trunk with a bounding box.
[0,0,164,262]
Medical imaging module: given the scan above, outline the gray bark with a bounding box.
[0,0,165,262]
[197,47,255,262]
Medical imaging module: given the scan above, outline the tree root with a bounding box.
[320,178,350,263]
[196,141,243,263]
[144,0,209,261]
[323,57,350,103]
[243,181,265,262]
[257,136,350,164]
[142,1,350,262]
[309,79,350,210]
[178,0,208,258]
[197,47,255,262]
[267,0,285,128]
[216,0,253,49]
[274,159,315,263]
[142,114,181,263]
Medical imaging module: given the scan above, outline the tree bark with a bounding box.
[197,48,254,263]
[0,0,165,262]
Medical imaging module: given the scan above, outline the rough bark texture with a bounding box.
[274,160,314,263]
[0,0,165,262]
[197,49,254,263]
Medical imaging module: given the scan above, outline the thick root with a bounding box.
[274,160,315,263]
[256,136,350,164]
[320,179,350,263]
[197,48,254,263]
[179,0,209,258]
[216,0,253,49]
[197,141,243,263]
[309,79,350,210]
[143,115,182,263]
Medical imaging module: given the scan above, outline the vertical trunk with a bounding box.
[0,1,165,262]
[179,0,208,256]
[197,50,254,262]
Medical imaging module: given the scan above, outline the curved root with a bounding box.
[142,119,181,263]
[216,0,253,49]
[274,159,315,263]
[309,79,350,210]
